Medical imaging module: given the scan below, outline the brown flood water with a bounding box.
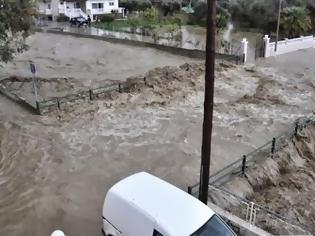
[0,32,315,235]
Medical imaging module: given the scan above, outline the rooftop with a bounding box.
[108,172,214,235]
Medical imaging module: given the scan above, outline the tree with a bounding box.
[216,13,229,32]
[281,7,312,37]
[188,1,229,30]
[119,0,152,12]
[0,0,33,63]
[143,7,158,22]
[161,0,181,17]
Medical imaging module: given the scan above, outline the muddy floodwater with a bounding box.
[0,32,315,235]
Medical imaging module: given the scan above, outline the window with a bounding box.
[191,215,235,236]
[153,229,164,236]
[109,2,114,6]
[92,3,104,9]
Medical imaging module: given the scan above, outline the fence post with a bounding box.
[89,89,93,100]
[295,122,299,135]
[263,35,270,57]
[241,38,248,63]
[57,98,60,109]
[188,186,192,195]
[36,101,41,115]
[271,137,276,154]
[249,202,255,225]
[241,155,247,175]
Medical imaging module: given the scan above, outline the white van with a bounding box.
[102,172,236,236]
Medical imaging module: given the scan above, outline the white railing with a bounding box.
[65,8,81,18]
[90,8,108,15]
[208,185,312,235]
[264,35,315,57]
[79,9,88,19]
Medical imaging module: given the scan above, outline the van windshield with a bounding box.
[191,215,235,236]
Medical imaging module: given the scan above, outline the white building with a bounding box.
[37,0,124,21]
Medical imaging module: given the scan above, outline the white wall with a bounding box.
[264,35,315,58]
[86,0,119,16]
[38,2,49,13]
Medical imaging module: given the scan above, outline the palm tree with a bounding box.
[281,6,312,38]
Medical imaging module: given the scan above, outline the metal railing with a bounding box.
[188,121,300,197]
[187,117,315,234]
[208,185,312,235]
[37,78,147,114]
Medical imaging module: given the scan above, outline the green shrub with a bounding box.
[128,17,140,28]
[100,14,115,23]
[143,7,158,23]
[56,15,69,22]
[120,0,152,12]
[172,13,189,25]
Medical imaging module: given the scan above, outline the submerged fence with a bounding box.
[0,75,147,115]
[37,79,141,114]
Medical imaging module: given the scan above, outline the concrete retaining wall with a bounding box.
[35,28,243,63]
[0,84,39,114]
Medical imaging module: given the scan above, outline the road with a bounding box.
[0,34,314,236]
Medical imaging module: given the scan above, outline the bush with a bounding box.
[56,15,69,22]
[187,2,207,26]
[143,7,158,23]
[127,17,140,28]
[281,7,312,38]
[120,0,152,12]
[100,14,115,23]
[216,13,229,32]
[161,1,181,16]
[172,17,182,26]
[172,13,189,25]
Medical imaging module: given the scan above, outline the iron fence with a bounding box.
[37,81,132,114]
[188,119,303,197]
[188,117,315,235]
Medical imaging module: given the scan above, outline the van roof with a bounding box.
[106,172,214,236]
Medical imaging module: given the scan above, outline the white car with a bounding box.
[102,172,236,236]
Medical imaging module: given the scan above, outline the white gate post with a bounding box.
[241,38,248,63]
[263,35,270,58]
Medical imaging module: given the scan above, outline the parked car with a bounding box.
[102,172,236,236]
[70,17,88,27]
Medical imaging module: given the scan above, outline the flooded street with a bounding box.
[0,32,315,235]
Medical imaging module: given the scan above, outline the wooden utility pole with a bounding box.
[275,0,282,52]
[199,0,216,204]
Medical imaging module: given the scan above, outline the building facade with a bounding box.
[37,0,124,21]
